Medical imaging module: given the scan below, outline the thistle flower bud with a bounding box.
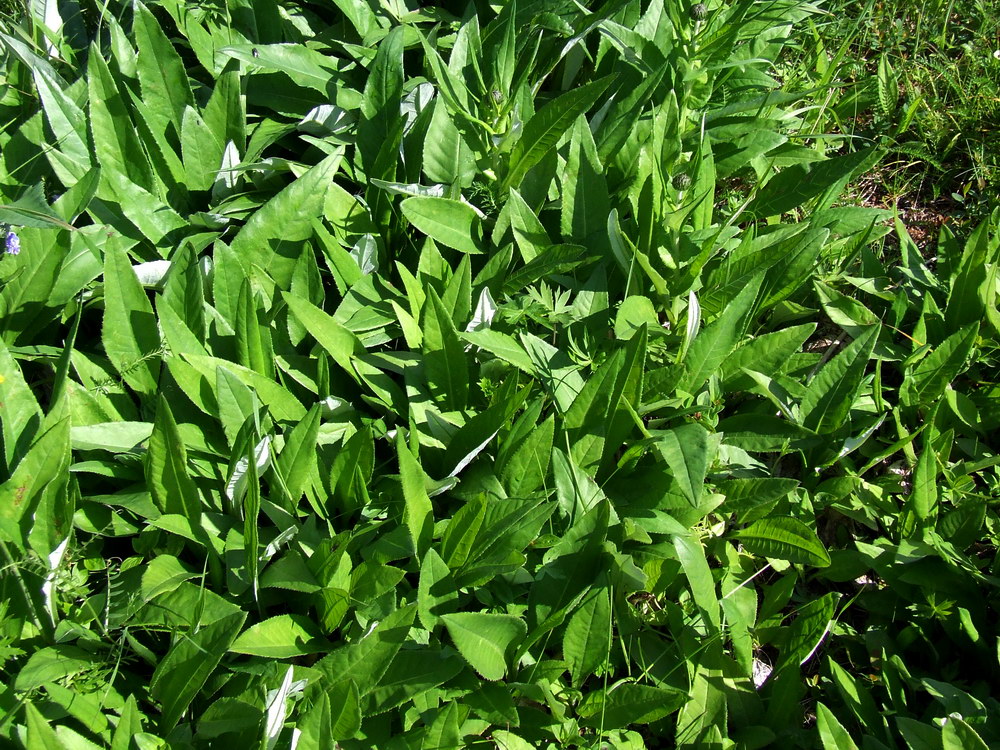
[690,3,708,20]
[672,173,692,190]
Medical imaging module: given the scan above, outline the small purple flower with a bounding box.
[4,231,20,256]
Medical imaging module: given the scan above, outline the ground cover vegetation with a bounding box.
[0,0,998,747]
[787,0,1000,228]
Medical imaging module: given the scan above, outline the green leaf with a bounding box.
[24,701,64,750]
[506,188,550,262]
[674,533,721,631]
[560,114,610,247]
[398,433,433,560]
[141,555,198,601]
[942,717,989,750]
[747,148,878,218]
[678,273,762,395]
[146,396,202,522]
[422,287,469,411]
[358,26,404,172]
[722,323,816,390]
[501,413,554,496]
[401,197,483,254]
[738,516,831,567]
[656,423,710,507]
[314,604,417,694]
[110,696,144,750]
[230,153,341,288]
[282,293,362,381]
[133,1,193,137]
[439,497,485,572]
[563,586,611,687]
[0,409,70,554]
[800,326,878,434]
[297,681,361,746]
[88,44,152,191]
[229,614,329,658]
[505,76,615,189]
[944,218,994,334]
[221,43,340,94]
[423,100,475,187]
[901,323,979,408]
[0,336,42,466]
[418,548,458,629]
[577,683,686,728]
[441,612,526,681]
[102,243,161,397]
[274,403,321,505]
[151,611,246,730]
[15,645,102,691]
[422,701,463,750]
[816,702,860,750]
[181,106,223,192]
[0,183,73,230]
[902,439,939,536]
[462,329,535,375]
[781,592,839,670]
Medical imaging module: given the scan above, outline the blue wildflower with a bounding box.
[5,231,20,256]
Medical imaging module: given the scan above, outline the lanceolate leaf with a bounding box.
[441,612,526,681]
[901,323,979,408]
[678,273,763,395]
[133,1,194,137]
[398,434,433,560]
[563,586,611,687]
[102,244,161,397]
[401,197,483,254]
[230,153,341,288]
[151,611,246,729]
[800,326,879,434]
[737,516,831,567]
[505,76,615,189]
[656,423,711,507]
[146,396,202,522]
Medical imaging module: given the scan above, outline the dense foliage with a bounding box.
[0,0,998,747]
